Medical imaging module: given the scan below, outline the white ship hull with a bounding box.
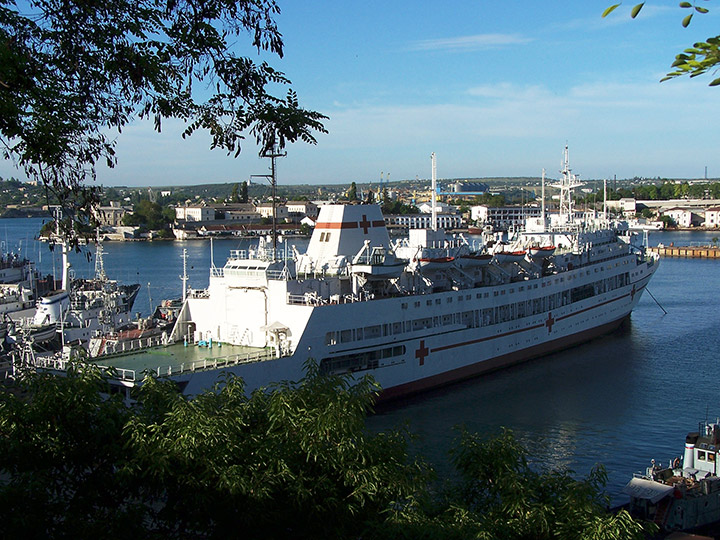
[172,251,656,400]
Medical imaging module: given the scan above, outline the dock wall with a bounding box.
[648,246,720,258]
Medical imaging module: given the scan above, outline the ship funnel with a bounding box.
[684,432,699,471]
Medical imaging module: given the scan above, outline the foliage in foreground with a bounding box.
[0,363,657,539]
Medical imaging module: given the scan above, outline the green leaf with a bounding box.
[671,58,686,67]
[695,6,709,14]
[602,4,621,17]
[631,3,644,18]
[679,2,692,7]
[682,13,693,27]
[709,77,720,87]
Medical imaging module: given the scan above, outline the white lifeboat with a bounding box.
[529,245,556,259]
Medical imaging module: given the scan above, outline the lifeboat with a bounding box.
[458,253,493,268]
[418,256,455,270]
[493,250,527,264]
[529,245,556,259]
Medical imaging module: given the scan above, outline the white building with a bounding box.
[385,213,463,230]
[175,205,216,222]
[416,201,456,214]
[661,207,701,228]
[256,203,289,220]
[286,201,318,218]
[470,205,541,230]
[704,207,720,228]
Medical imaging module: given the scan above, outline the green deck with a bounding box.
[94,342,272,378]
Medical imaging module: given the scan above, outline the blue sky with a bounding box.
[4,0,720,187]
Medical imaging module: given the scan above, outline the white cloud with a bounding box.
[408,33,532,52]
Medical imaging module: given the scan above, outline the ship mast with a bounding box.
[431,152,438,232]
[181,248,188,303]
[253,144,286,260]
[541,168,546,232]
[53,206,70,291]
[551,144,583,224]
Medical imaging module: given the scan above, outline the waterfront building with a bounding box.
[703,207,720,228]
[175,205,216,222]
[659,207,703,228]
[93,201,133,227]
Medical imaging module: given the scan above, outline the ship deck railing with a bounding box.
[33,343,279,384]
[228,248,295,263]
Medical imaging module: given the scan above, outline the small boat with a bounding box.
[417,256,455,270]
[623,417,720,532]
[493,249,526,264]
[528,245,556,259]
[457,253,493,268]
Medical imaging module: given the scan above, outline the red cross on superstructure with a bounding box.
[415,340,429,365]
[545,312,555,333]
[358,214,371,234]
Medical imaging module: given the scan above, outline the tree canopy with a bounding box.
[0,0,326,222]
[603,1,720,86]
[0,362,657,539]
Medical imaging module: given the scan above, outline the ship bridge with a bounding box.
[297,205,393,276]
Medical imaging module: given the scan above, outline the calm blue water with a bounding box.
[2,218,717,503]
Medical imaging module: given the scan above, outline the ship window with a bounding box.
[458,296,463,302]
[698,451,707,461]
[427,300,432,306]
[436,299,442,305]
[447,297,453,303]
[340,329,353,343]
[356,328,363,340]
[709,453,716,463]
[412,317,432,330]
[325,332,337,345]
[476,294,481,299]
[363,325,381,339]
[484,293,489,298]
[401,303,407,309]
[494,291,498,297]
[392,322,402,334]
[466,295,471,300]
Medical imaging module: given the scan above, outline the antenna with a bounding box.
[180,248,188,303]
[541,168,546,232]
[251,143,287,259]
[431,153,438,231]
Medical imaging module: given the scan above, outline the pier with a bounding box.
[648,245,720,259]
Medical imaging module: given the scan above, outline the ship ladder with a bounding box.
[653,498,671,528]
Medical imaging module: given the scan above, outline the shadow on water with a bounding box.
[368,319,645,496]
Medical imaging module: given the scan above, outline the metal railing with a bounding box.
[33,347,279,383]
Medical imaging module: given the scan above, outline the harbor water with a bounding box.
[2,218,718,504]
